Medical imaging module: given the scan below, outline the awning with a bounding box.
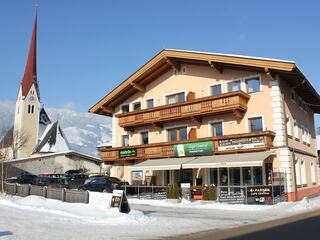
[182,151,273,169]
[128,157,194,171]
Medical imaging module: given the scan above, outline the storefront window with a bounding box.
[253,167,263,185]
[229,168,241,186]
[219,168,228,186]
[209,168,218,186]
[242,167,252,185]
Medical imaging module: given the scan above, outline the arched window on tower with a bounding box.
[28,105,31,114]
[31,105,34,114]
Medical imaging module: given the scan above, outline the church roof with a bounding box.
[34,121,70,154]
[21,12,40,100]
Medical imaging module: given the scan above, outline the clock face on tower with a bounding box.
[28,95,35,102]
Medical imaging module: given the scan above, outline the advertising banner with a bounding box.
[174,141,213,157]
[119,149,137,158]
[218,136,265,151]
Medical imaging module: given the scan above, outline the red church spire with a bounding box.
[21,12,40,100]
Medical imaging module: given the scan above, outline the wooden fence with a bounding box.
[4,183,89,204]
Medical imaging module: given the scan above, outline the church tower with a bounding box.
[13,13,40,158]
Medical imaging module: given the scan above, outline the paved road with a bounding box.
[165,208,320,240]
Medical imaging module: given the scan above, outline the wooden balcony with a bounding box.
[99,131,275,162]
[116,91,250,131]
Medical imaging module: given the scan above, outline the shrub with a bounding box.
[202,185,217,201]
[166,184,180,199]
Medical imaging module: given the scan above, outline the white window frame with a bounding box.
[293,119,299,140]
[138,129,150,145]
[311,161,316,184]
[144,97,155,109]
[164,124,188,142]
[120,133,130,147]
[163,90,187,105]
[120,103,130,113]
[246,115,265,133]
[132,101,142,111]
[208,83,224,96]
[300,159,307,186]
[286,115,292,137]
[181,65,187,74]
[225,78,243,93]
[244,74,262,94]
[295,158,301,187]
[208,120,224,137]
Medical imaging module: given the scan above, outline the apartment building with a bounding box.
[90,49,320,201]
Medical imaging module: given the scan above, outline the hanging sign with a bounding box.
[174,141,213,157]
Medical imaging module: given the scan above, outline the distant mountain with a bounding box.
[0,101,112,157]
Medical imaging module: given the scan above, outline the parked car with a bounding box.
[78,176,122,193]
[6,173,37,185]
[35,176,69,189]
[65,174,89,189]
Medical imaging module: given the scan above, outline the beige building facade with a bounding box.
[90,49,320,201]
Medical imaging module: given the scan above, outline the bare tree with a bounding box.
[0,127,11,192]
[10,130,29,159]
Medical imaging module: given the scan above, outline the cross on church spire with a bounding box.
[21,10,40,100]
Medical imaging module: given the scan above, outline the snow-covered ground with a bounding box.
[0,193,320,240]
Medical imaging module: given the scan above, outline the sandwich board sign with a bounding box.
[111,189,131,213]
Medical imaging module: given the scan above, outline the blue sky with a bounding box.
[0,0,319,127]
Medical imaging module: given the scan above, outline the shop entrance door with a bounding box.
[180,169,193,185]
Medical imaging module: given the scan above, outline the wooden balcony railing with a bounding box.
[116,91,250,131]
[99,131,275,162]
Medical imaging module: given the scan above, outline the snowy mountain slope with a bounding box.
[0,101,112,157]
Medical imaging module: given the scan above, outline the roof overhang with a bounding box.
[89,49,320,115]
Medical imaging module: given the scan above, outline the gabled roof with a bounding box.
[34,121,70,153]
[21,13,40,99]
[89,49,320,115]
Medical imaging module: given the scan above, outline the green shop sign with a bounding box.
[119,149,137,158]
[174,141,213,157]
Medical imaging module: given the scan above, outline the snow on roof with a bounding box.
[166,48,296,64]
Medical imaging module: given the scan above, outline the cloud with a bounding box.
[60,101,77,110]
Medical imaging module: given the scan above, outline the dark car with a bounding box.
[6,173,37,185]
[35,176,69,189]
[78,176,121,193]
[65,174,89,189]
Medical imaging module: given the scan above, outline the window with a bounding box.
[286,116,292,136]
[253,167,263,185]
[248,117,263,132]
[300,160,307,187]
[210,84,222,96]
[166,92,185,104]
[209,168,218,186]
[133,102,141,111]
[211,122,223,136]
[167,126,188,142]
[228,80,241,92]
[306,129,310,145]
[28,105,31,114]
[242,167,252,185]
[229,168,241,186]
[145,99,154,109]
[246,78,260,93]
[301,126,306,144]
[311,161,316,184]
[219,168,228,186]
[140,131,149,145]
[31,105,34,114]
[121,104,130,113]
[121,135,129,147]
[294,120,299,140]
[295,159,301,188]
[181,66,187,74]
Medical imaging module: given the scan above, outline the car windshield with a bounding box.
[108,177,121,183]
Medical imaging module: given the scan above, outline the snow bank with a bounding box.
[0,192,148,225]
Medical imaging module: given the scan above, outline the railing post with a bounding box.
[125,184,127,195]
[272,183,274,205]
[245,185,248,205]
[85,190,89,204]
[138,184,140,199]
[151,185,154,199]
[62,188,66,202]
[43,186,47,198]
